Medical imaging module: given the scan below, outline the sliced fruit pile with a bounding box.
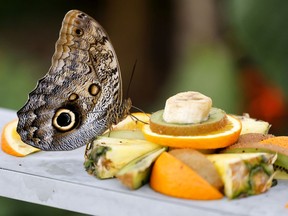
[84,110,279,199]
[84,92,283,200]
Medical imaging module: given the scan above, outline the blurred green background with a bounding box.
[0,0,288,215]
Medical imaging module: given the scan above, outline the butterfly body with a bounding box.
[17,10,131,151]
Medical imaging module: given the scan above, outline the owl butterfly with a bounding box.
[17,10,132,151]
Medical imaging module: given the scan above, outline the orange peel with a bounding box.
[142,115,241,149]
[1,119,40,157]
[150,152,224,200]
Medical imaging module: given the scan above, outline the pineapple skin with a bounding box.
[207,153,277,199]
[84,136,161,179]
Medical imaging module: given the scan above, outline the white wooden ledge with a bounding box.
[0,107,287,216]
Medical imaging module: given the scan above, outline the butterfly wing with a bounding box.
[17,10,130,151]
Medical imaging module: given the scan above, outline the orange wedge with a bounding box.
[1,119,40,157]
[142,115,241,149]
[150,152,223,200]
[112,112,150,130]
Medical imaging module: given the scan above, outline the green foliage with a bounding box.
[0,51,41,110]
[228,0,288,95]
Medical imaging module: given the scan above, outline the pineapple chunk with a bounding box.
[207,153,277,199]
[84,136,161,179]
[233,114,271,134]
[116,147,167,190]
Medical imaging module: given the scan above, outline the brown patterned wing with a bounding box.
[17,10,131,151]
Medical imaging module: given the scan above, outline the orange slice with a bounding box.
[150,152,223,200]
[1,119,40,157]
[112,112,150,130]
[142,115,241,149]
[260,136,288,148]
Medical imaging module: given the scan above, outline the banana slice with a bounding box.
[163,91,212,124]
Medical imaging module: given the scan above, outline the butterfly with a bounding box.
[17,10,132,151]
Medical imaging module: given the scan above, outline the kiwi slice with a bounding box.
[169,149,224,190]
[222,135,288,179]
[150,107,227,136]
[234,133,275,144]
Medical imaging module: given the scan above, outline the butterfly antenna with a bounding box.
[126,59,137,98]
[125,59,148,125]
[130,105,150,125]
[131,104,147,114]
